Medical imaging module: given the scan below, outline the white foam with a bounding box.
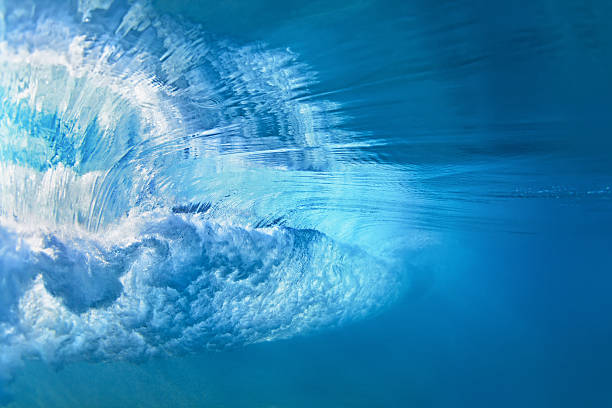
[0,212,400,383]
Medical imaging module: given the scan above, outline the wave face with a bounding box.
[0,0,414,395]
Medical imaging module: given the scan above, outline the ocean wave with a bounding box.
[0,0,414,397]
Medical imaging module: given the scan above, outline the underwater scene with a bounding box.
[0,0,611,406]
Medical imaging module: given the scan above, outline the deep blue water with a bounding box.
[0,0,611,407]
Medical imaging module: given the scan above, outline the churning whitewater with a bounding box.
[0,0,414,398]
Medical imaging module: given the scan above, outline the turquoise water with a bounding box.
[1,0,611,406]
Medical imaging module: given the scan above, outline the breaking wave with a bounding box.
[0,0,414,398]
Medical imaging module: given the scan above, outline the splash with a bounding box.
[0,0,415,397]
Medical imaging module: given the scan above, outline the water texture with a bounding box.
[1,0,611,406]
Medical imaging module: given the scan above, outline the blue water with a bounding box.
[0,0,611,406]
